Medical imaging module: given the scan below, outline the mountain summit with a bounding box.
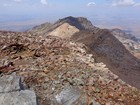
[28,16,95,38]
[55,16,94,30]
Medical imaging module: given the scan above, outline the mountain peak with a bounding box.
[28,16,95,38]
[56,16,94,30]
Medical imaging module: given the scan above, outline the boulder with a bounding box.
[0,74,21,93]
[55,87,101,105]
[55,87,81,105]
[0,90,37,105]
[0,73,38,105]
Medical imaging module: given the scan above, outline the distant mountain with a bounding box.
[28,22,52,34]
[54,16,94,30]
[111,28,139,42]
[111,28,140,58]
[28,16,95,38]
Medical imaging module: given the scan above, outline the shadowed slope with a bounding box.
[71,30,140,89]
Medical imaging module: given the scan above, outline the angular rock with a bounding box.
[55,87,81,105]
[0,90,37,105]
[0,74,38,105]
[0,73,21,93]
[91,99,101,105]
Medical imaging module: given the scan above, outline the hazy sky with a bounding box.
[0,0,140,36]
[0,0,140,20]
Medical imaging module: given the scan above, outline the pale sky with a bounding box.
[0,0,140,36]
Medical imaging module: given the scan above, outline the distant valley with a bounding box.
[0,20,48,32]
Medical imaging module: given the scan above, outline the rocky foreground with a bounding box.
[0,30,140,105]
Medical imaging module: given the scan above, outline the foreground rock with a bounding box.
[0,73,37,105]
[55,87,81,105]
[0,90,37,105]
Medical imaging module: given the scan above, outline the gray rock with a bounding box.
[74,96,101,105]
[0,90,37,105]
[55,87,81,105]
[0,74,38,105]
[91,99,101,105]
[0,73,21,93]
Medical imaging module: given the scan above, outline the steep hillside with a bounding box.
[54,16,94,30]
[28,22,52,34]
[71,30,140,88]
[28,16,140,88]
[28,17,140,59]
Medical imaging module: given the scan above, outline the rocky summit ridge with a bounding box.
[0,16,140,105]
[28,16,95,38]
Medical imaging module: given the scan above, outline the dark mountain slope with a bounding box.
[111,28,140,58]
[71,29,140,89]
